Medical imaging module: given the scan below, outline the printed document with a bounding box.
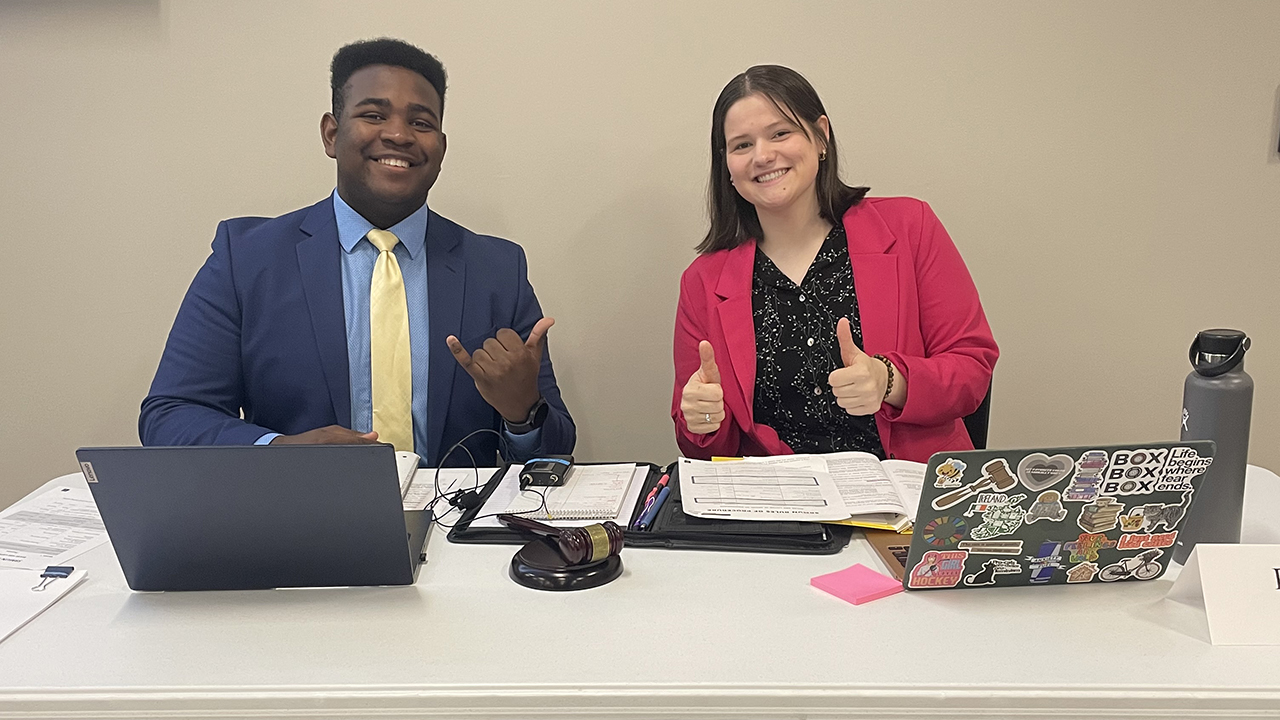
[678,456,850,521]
[0,486,108,570]
[0,566,88,644]
[679,453,926,530]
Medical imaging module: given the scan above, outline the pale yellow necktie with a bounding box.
[366,229,414,453]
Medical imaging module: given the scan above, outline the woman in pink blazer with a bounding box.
[673,65,998,463]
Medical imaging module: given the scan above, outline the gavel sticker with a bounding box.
[498,514,625,565]
[932,459,1018,511]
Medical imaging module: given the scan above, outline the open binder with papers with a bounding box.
[679,452,925,533]
[448,461,854,555]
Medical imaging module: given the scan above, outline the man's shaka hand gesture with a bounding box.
[447,317,553,423]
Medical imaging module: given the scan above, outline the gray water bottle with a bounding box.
[1173,329,1253,564]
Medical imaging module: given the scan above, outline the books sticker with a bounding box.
[1076,497,1125,533]
[1064,450,1108,502]
[908,550,968,588]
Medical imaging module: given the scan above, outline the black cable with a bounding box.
[422,427,548,530]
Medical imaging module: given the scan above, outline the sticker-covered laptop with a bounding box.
[903,441,1214,590]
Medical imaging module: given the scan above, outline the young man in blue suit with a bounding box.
[140,38,574,465]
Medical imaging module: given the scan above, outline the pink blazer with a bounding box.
[672,197,998,462]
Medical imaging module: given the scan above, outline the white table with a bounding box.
[1,467,1278,719]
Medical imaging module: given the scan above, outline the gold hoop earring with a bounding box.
[818,150,827,162]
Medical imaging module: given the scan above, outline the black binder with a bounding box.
[447,462,854,555]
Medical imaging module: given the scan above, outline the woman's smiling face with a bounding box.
[722,93,828,216]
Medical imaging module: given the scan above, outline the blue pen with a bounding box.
[636,485,671,531]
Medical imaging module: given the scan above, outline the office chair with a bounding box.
[963,381,993,450]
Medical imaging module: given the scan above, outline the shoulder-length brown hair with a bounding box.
[698,65,868,254]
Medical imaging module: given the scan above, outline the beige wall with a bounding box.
[2,0,1277,508]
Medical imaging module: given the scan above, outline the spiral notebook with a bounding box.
[501,463,637,520]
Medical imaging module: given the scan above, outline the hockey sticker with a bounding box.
[908,550,968,588]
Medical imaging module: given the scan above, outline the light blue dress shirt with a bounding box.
[259,190,539,458]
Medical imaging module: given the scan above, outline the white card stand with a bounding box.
[1166,543,1280,645]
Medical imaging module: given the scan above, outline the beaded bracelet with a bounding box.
[872,354,894,399]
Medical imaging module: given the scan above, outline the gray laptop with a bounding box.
[903,440,1215,590]
[75,445,430,591]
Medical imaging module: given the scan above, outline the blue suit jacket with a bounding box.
[140,197,575,465]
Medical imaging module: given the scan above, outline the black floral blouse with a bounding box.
[751,225,885,457]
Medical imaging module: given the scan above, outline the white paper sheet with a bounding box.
[678,457,850,521]
[0,486,108,570]
[471,464,648,529]
[0,566,88,644]
[882,459,926,520]
[401,467,501,514]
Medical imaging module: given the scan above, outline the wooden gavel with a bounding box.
[498,514,625,565]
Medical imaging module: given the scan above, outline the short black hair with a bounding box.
[330,38,448,120]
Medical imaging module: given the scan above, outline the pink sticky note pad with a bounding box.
[811,563,903,605]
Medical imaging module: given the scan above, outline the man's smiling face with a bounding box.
[321,64,446,228]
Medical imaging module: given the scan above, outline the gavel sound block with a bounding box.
[498,514,625,591]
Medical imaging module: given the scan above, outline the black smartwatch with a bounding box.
[505,396,549,434]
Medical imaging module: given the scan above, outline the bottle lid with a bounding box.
[1190,328,1249,377]
[1197,328,1247,355]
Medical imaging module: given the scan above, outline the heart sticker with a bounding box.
[1016,453,1074,492]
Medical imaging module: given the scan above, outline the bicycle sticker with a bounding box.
[1099,549,1164,582]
